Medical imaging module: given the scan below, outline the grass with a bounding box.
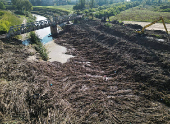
[33,5,72,14]
[0,10,23,34]
[32,6,71,18]
[45,5,74,12]
[110,5,170,23]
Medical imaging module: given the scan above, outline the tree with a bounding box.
[0,1,6,9]
[84,9,89,15]
[90,0,95,8]
[11,0,32,12]
[80,0,86,8]
[73,0,86,10]
[23,0,33,11]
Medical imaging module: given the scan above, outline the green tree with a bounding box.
[0,1,6,9]
[23,0,33,11]
[80,0,86,8]
[11,0,32,11]
[73,0,86,10]
[90,0,95,8]
[84,9,89,16]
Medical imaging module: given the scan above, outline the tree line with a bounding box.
[95,2,140,18]
[74,0,170,10]
[11,0,32,12]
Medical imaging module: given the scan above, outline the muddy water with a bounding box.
[23,14,74,63]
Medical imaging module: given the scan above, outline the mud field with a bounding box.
[0,20,170,123]
[123,21,170,32]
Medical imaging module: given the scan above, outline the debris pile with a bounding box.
[0,20,170,123]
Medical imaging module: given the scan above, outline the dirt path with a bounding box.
[123,21,170,32]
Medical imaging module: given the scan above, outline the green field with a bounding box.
[0,10,23,34]
[47,5,74,12]
[110,5,170,23]
[33,5,74,13]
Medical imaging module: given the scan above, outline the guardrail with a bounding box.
[6,14,83,38]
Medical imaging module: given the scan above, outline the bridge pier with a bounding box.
[64,21,73,32]
[50,25,58,36]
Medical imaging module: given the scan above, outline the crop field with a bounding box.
[110,5,170,23]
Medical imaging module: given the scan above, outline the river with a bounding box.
[23,14,74,63]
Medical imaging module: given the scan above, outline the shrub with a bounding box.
[104,22,112,28]
[94,2,140,19]
[35,44,48,61]
[0,10,22,34]
[0,20,11,34]
[29,31,41,44]
[29,32,49,61]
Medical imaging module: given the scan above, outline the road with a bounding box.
[123,21,170,32]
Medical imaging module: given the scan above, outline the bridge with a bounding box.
[6,14,82,38]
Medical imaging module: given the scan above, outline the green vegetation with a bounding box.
[111,5,170,23]
[0,1,6,10]
[11,0,33,12]
[32,6,70,17]
[95,2,140,18]
[73,0,86,10]
[152,34,163,38]
[79,2,140,20]
[73,0,124,9]
[104,22,112,27]
[34,5,73,13]
[33,6,70,13]
[52,5,74,12]
[0,0,34,35]
[29,32,49,61]
[0,10,22,34]
[151,4,170,12]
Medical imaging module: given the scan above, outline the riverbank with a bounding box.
[45,40,74,63]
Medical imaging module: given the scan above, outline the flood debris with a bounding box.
[0,20,170,123]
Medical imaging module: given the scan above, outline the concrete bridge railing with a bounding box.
[6,14,82,38]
